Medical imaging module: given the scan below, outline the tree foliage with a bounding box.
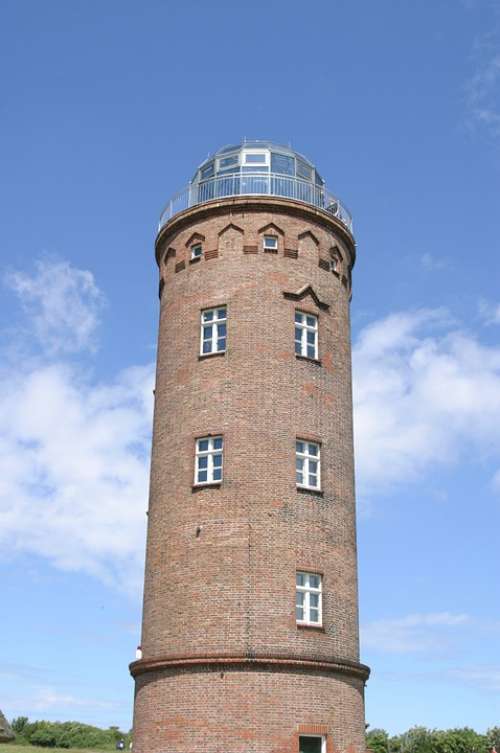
[9,718,130,749]
[366,728,390,753]
[367,726,498,753]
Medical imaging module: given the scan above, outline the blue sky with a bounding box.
[1,0,499,736]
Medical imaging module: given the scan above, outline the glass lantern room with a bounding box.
[159,140,352,233]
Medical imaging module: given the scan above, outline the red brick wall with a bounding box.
[133,666,366,753]
[132,198,368,753]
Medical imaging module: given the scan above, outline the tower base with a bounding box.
[132,659,368,753]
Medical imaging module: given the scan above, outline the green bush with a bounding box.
[9,719,129,749]
[367,726,492,753]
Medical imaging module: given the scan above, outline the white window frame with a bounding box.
[296,571,323,627]
[194,435,223,485]
[295,310,318,360]
[263,234,278,251]
[241,149,270,168]
[217,153,240,171]
[200,306,227,356]
[191,243,203,260]
[296,440,321,491]
[299,734,327,753]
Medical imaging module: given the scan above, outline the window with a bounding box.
[314,170,325,187]
[299,735,326,753]
[241,150,270,172]
[195,435,223,485]
[244,152,267,164]
[263,235,278,251]
[200,161,215,180]
[295,311,318,360]
[218,154,239,170]
[191,243,203,260]
[271,152,295,176]
[296,158,313,180]
[200,307,227,355]
[296,572,322,626]
[296,440,321,490]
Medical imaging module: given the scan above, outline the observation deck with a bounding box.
[159,141,353,234]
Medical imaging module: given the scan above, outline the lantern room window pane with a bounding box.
[271,152,295,175]
[219,155,239,169]
[296,159,313,180]
[200,161,215,179]
[245,152,267,163]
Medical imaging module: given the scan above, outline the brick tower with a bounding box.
[130,141,369,753]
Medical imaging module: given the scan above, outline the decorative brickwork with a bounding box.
[132,195,367,753]
[185,231,205,247]
[259,221,285,236]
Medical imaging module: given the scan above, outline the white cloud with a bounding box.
[479,298,500,325]
[0,258,153,593]
[448,666,500,692]
[420,253,447,271]
[31,688,116,711]
[4,686,118,717]
[353,308,500,494]
[361,612,470,653]
[465,33,500,139]
[4,257,105,354]
[0,361,154,592]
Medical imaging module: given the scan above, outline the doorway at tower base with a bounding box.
[132,664,367,753]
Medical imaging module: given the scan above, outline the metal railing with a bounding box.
[158,172,353,233]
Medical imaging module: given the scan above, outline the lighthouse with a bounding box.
[130,141,369,753]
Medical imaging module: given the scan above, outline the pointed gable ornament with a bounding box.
[218,222,244,237]
[282,285,329,312]
[185,231,205,247]
[298,229,320,246]
[258,222,285,236]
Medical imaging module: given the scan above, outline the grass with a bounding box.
[0,746,113,753]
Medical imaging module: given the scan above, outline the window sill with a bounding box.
[297,622,325,632]
[192,482,222,492]
[189,256,202,264]
[296,486,323,497]
[198,351,226,360]
[295,354,322,366]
